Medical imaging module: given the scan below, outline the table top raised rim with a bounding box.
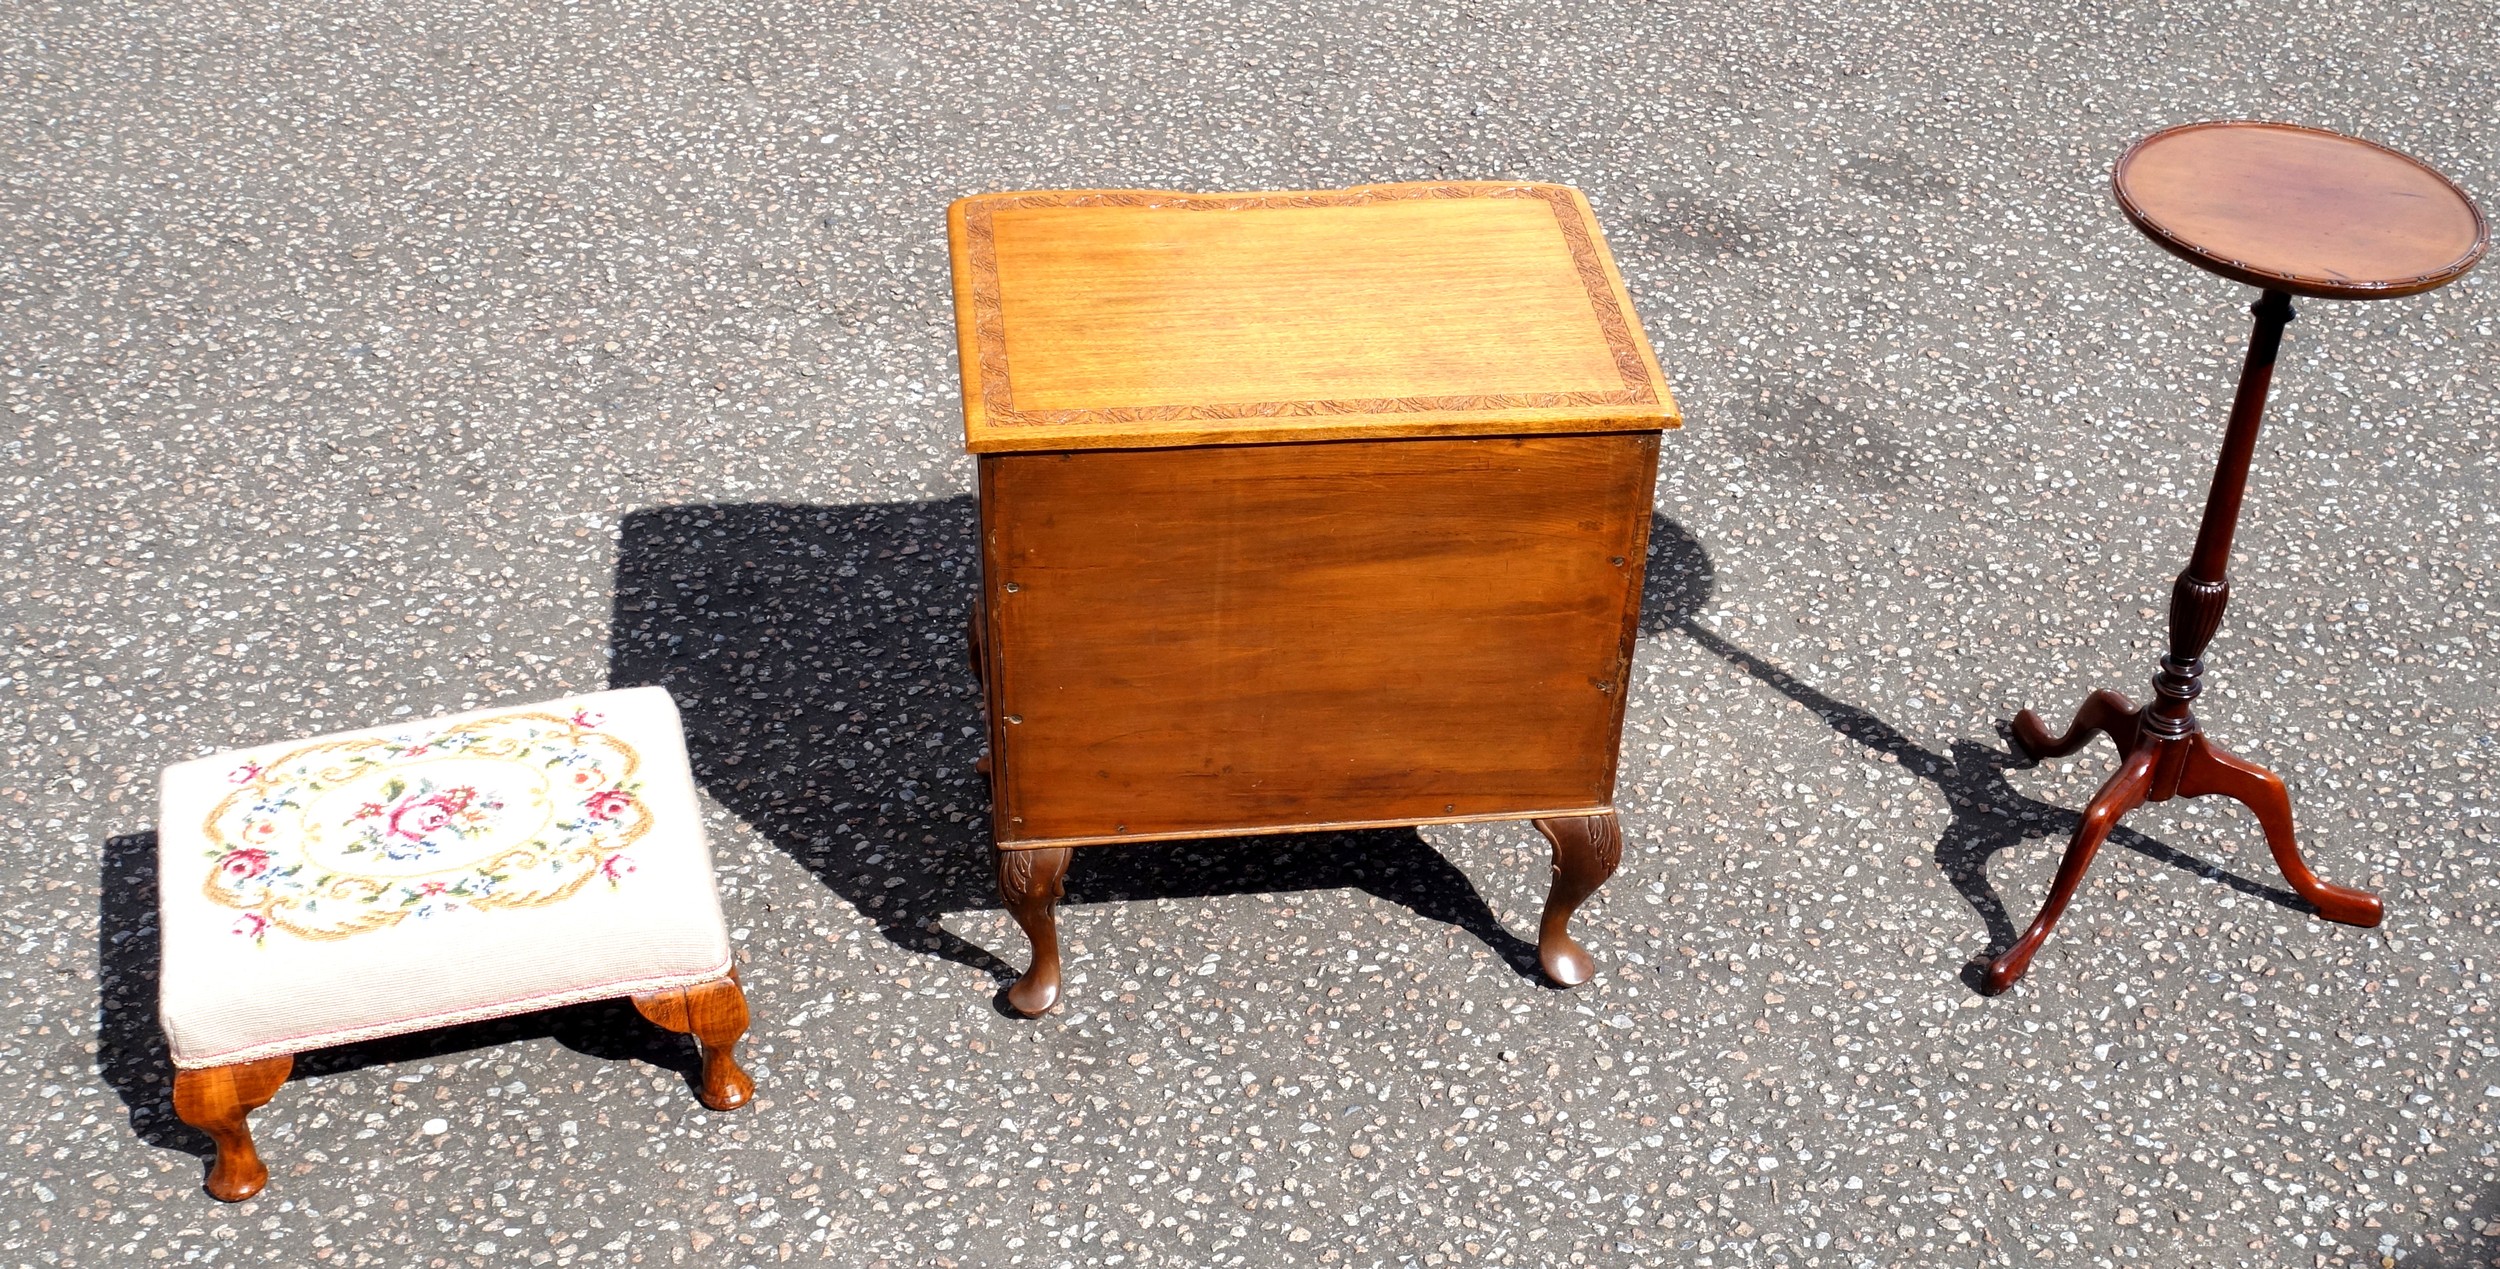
[2111,120,2489,301]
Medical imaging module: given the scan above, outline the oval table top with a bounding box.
[2113,121,2487,300]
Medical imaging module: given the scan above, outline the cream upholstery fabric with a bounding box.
[157,686,733,1068]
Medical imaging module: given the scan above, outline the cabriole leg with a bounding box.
[1531,813,1624,987]
[172,1054,293,1202]
[633,969,757,1111]
[1984,750,2159,994]
[2176,734,2382,927]
[997,846,1072,1016]
[2010,689,2143,761]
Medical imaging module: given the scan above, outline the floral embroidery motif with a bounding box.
[201,709,653,943]
[346,778,504,863]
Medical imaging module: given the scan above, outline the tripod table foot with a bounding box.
[1983,747,2158,994]
[2010,690,2144,762]
[2176,734,2383,927]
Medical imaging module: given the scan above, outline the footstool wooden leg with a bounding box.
[633,971,756,1111]
[997,846,1072,1017]
[1532,812,1624,987]
[172,1055,292,1202]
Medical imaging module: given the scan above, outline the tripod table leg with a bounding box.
[1983,748,2159,994]
[2175,734,2382,927]
[2010,690,2144,762]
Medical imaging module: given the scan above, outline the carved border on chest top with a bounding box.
[960,185,1661,428]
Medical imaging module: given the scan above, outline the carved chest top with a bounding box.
[946,182,1679,453]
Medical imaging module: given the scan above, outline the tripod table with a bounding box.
[1988,122,2488,992]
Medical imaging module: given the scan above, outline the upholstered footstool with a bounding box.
[156,686,755,1201]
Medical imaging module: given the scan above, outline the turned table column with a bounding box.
[1987,122,2487,993]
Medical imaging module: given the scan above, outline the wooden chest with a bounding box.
[946,182,1678,1013]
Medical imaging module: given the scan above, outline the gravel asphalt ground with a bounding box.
[5,1,2497,1266]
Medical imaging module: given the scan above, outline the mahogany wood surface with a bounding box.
[2114,122,2487,300]
[1989,290,2385,991]
[947,183,1677,453]
[1984,119,2493,991]
[1992,700,2381,993]
[631,971,757,1111]
[172,1054,292,1202]
[976,432,1656,847]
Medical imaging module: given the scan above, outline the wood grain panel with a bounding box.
[949,183,1678,453]
[991,199,1624,409]
[977,432,1658,846]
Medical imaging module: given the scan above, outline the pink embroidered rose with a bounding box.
[386,787,476,842]
[227,761,262,785]
[584,789,635,821]
[600,854,636,884]
[217,849,274,882]
[571,709,605,729]
[231,913,269,941]
[417,881,448,896]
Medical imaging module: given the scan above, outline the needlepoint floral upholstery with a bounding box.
[157,686,734,1069]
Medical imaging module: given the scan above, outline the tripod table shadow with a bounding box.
[1636,516,2307,990]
